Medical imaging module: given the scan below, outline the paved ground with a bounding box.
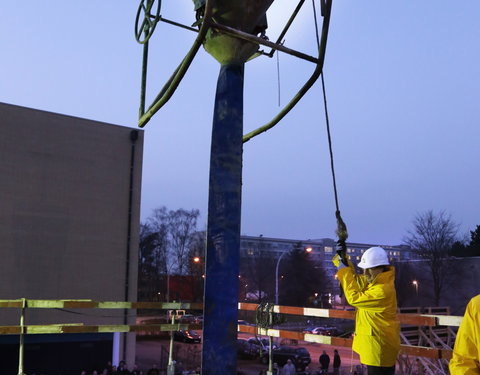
[135,333,361,374]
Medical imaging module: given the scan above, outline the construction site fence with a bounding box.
[0,299,462,361]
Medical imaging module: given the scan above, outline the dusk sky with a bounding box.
[1,1,479,245]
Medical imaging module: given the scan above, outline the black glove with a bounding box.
[336,240,348,266]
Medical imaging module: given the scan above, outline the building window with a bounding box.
[324,246,333,253]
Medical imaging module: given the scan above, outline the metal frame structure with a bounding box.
[135,0,332,142]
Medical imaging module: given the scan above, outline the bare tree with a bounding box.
[391,260,417,307]
[147,207,170,275]
[186,230,206,273]
[186,230,206,301]
[140,206,200,302]
[241,241,276,303]
[166,208,200,274]
[138,220,169,301]
[403,210,458,306]
[146,206,200,275]
[281,242,331,307]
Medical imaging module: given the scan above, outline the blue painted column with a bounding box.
[201,63,244,375]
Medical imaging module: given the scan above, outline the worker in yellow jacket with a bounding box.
[449,294,480,375]
[333,246,400,375]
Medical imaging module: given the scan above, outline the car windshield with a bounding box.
[296,348,309,356]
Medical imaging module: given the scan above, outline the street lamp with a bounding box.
[275,250,288,306]
[412,280,418,296]
[166,273,170,302]
[192,256,203,302]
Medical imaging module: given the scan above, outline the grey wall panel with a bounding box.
[0,102,143,326]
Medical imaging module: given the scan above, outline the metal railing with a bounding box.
[0,299,462,375]
[0,299,202,375]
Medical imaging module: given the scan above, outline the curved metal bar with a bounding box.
[210,22,319,64]
[242,0,332,143]
[138,25,150,119]
[135,0,162,44]
[138,0,214,128]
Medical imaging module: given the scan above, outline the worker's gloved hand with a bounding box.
[336,240,349,266]
[332,253,345,268]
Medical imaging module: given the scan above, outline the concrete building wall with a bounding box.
[0,102,143,366]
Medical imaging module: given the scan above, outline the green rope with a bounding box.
[312,0,348,248]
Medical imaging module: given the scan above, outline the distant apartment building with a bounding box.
[240,234,411,263]
[239,234,412,298]
[239,234,479,312]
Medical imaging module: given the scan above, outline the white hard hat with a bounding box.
[358,247,389,269]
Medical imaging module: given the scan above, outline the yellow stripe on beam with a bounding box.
[97,302,132,309]
[98,325,130,333]
[304,333,332,345]
[303,307,330,318]
[432,315,463,327]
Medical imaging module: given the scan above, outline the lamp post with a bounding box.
[412,280,418,295]
[275,250,288,306]
[166,273,170,302]
[192,256,202,301]
[275,246,313,306]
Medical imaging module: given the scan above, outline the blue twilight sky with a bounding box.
[1,1,479,245]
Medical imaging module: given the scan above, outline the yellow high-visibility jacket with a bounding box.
[337,265,400,367]
[449,294,480,375]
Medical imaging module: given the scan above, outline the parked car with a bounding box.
[303,326,338,336]
[261,346,311,370]
[247,337,277,352]
[302,326,317,334]
[237,339,260,359]
[179,314,197,324]
[167,309,186,321]
[173,330,201,343]
[237,319,252,326]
